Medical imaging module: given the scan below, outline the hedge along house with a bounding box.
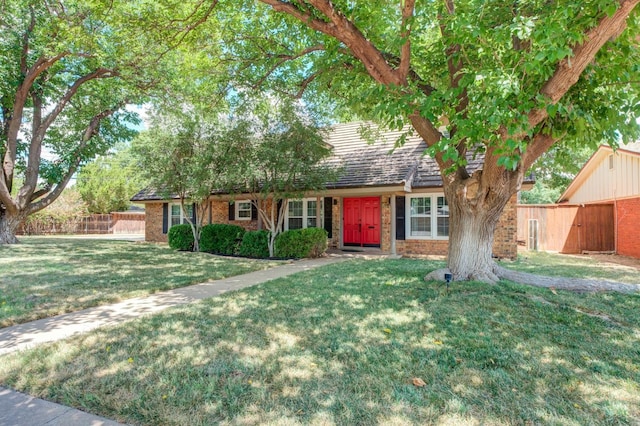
[132,122,528,258]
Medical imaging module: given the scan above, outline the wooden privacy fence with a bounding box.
[517,204,614,254]
[19,212,145,235]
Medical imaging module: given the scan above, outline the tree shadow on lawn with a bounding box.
[0,238,277,327]
[1,259,639,425]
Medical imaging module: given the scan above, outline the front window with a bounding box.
[288,200,304,230]
[236,200,252,220]
[407,195,448,239]
[436,196,449,237]
[307,200,318,228]
[170,203,193,227]
[409,197,431,236]
[286,198,323,230]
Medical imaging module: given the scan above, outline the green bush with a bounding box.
[239,230,270,258]
[275,227,328,259]
[168,224,194,251]
[200,223,246,255]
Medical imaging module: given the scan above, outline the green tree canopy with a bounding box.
[234,97,339,257]
[0,0,216,244]
[76,145,146,214]
[207,0,640,283]
[132,103,245,252]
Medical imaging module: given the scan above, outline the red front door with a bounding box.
[343,197,381,246]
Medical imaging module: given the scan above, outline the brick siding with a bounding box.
[616,197,640,258]
[144,200,259,243]
[210,200,258,231]
[381,196,392,252]
[145,195,519,260]
[144,203,167,243]
[493,194,518,259]
[329,198,340,248]
[397,194,518,259]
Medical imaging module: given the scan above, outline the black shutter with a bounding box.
[162,203,169,234]
[324,197,333,238]
[251,202,258,220]
[276,200,283,224]
[228,202,235,221]
[396,196,405,240]
[191,203,197,223]
[209,201,212,224]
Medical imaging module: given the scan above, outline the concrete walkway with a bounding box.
[0,256,347,426]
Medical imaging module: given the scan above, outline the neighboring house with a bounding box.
[132,122,528,259]
[518,142,640,258]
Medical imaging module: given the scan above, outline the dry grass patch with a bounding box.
[0,237,281,326]
[1,257,639,425]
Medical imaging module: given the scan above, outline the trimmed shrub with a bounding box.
[275,227,328,259]
[168,224,194,251]
[200,223,246,255]
[239,230,270,258]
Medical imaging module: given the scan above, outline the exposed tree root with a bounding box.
[425,265,639,293]
[424,268,452,283]
[493,265,639,293]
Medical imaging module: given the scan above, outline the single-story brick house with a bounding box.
[132,122,528,258]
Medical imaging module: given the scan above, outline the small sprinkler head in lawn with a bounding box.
[444,273,452,294]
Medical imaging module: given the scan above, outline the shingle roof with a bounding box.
[131,187,176,202]
[325,122,429,188]
[131,121,503,201]
[325,122,492,189]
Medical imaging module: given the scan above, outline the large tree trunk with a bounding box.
[425,165,517,284]
[444,170,512,283]
[446,200,502,283]
[0,210,22,244]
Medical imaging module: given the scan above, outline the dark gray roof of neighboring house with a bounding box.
[131,121,528,201]
[131,188,174,202]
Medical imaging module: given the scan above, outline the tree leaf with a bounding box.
[412,377,427,387]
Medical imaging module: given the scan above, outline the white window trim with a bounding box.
[284,197,323,231]
[235,200,253,221]
[170,203,193,228]
[405,194,449,240]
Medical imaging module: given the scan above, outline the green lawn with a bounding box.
[1,256,638,425]
[0,237,281,327]
[510,250,640,284]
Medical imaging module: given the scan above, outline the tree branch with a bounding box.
[398,0,415,82]
[409,113,443,148]
[253,44,325,88]
[260,0,405,87]
[3,52,69,191]
[294,73,319,99]
[521,132,557,172]
[20,6,37,75]
[18,68,118,207]
[526,0,640,131]
[29,187,51,203]
[27,107,118,215]
[39,68,117,135]
[259,0,342,38]
[166,0,219,49]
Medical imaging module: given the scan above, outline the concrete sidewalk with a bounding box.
[0,387,123,426]
[0,256,347,426]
